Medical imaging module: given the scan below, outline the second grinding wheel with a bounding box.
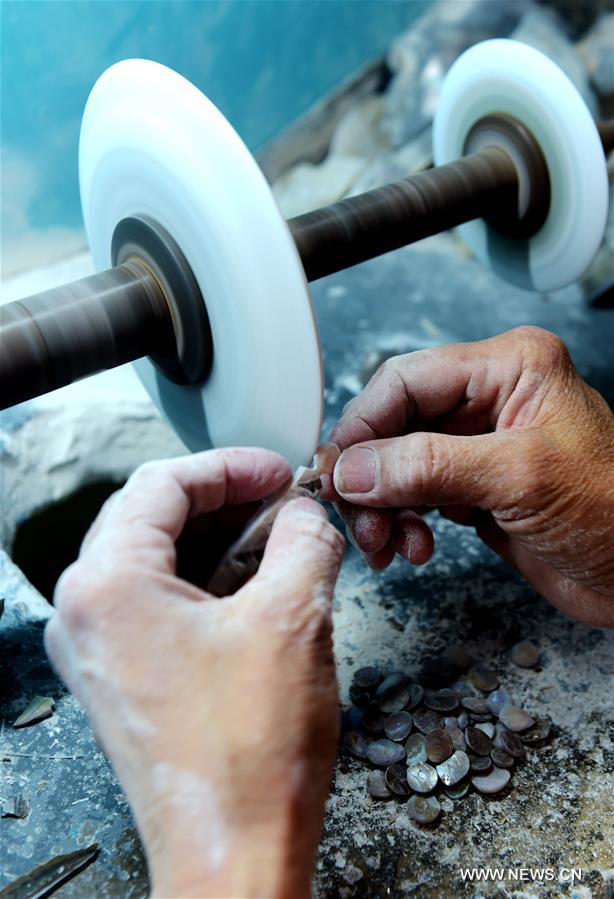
[79,59,323,470]
[434,39,608,292]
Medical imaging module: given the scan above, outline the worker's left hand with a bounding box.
[44,449,344,899]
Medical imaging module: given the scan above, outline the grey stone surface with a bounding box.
[272,153,368,218]
[258,60,388,183]
[510,5,597,113]
[347,127,433,197]
[577,13,614,99]
[382,0,529,148]
[538,0,613,39]
[1,238,613,897]
[329,95,387,160]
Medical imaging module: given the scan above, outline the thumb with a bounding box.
[333,431,523,510]
[247,497,345,615]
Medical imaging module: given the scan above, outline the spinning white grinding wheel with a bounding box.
[434,39,609,292]
[79,59,324,470]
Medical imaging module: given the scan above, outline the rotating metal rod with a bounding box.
[288,146,518,282]
[0,262,174,409]
[1,115,612,410]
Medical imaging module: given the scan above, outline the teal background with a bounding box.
[1,0,426,272]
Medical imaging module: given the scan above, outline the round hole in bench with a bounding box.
[11,480,125,602]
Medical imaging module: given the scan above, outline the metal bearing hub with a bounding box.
[463,114,551,240]
[0,217,212,411]
[111,216,212,385]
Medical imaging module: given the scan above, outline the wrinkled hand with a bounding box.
[324,326,614,626]
[45,449,344,899]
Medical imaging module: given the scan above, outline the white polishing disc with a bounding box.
[79,59,323,469]
[433,40,608,292]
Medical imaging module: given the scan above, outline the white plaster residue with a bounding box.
[151,763,229,872]
[115,696,160,742]
[311,586,334,623]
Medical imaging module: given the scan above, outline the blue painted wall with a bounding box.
[1,0,427,273]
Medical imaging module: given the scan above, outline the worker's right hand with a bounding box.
[323,326,614,627]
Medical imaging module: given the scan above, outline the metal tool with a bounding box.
[0,844,99,898]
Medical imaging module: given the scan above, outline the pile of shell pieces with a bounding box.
[341,641,551,824]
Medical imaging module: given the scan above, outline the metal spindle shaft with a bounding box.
[288,147,518,282]
[0,262,173,408]
[1,116,612,411]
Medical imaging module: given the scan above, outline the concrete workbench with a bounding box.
[1,231,612,897]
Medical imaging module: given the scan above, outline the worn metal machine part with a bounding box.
[1,216,212,410]
[0,844,100,898]
[0,261,171,410]
[0,139,529,411]
[1,41,612,468]
[462,114,550,240]
[111,216,213,386]
[288,144,523,282]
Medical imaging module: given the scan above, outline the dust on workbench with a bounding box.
[312,515,613,898]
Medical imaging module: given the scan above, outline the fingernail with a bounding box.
[315,442,340,475]
[334,447,375,495]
